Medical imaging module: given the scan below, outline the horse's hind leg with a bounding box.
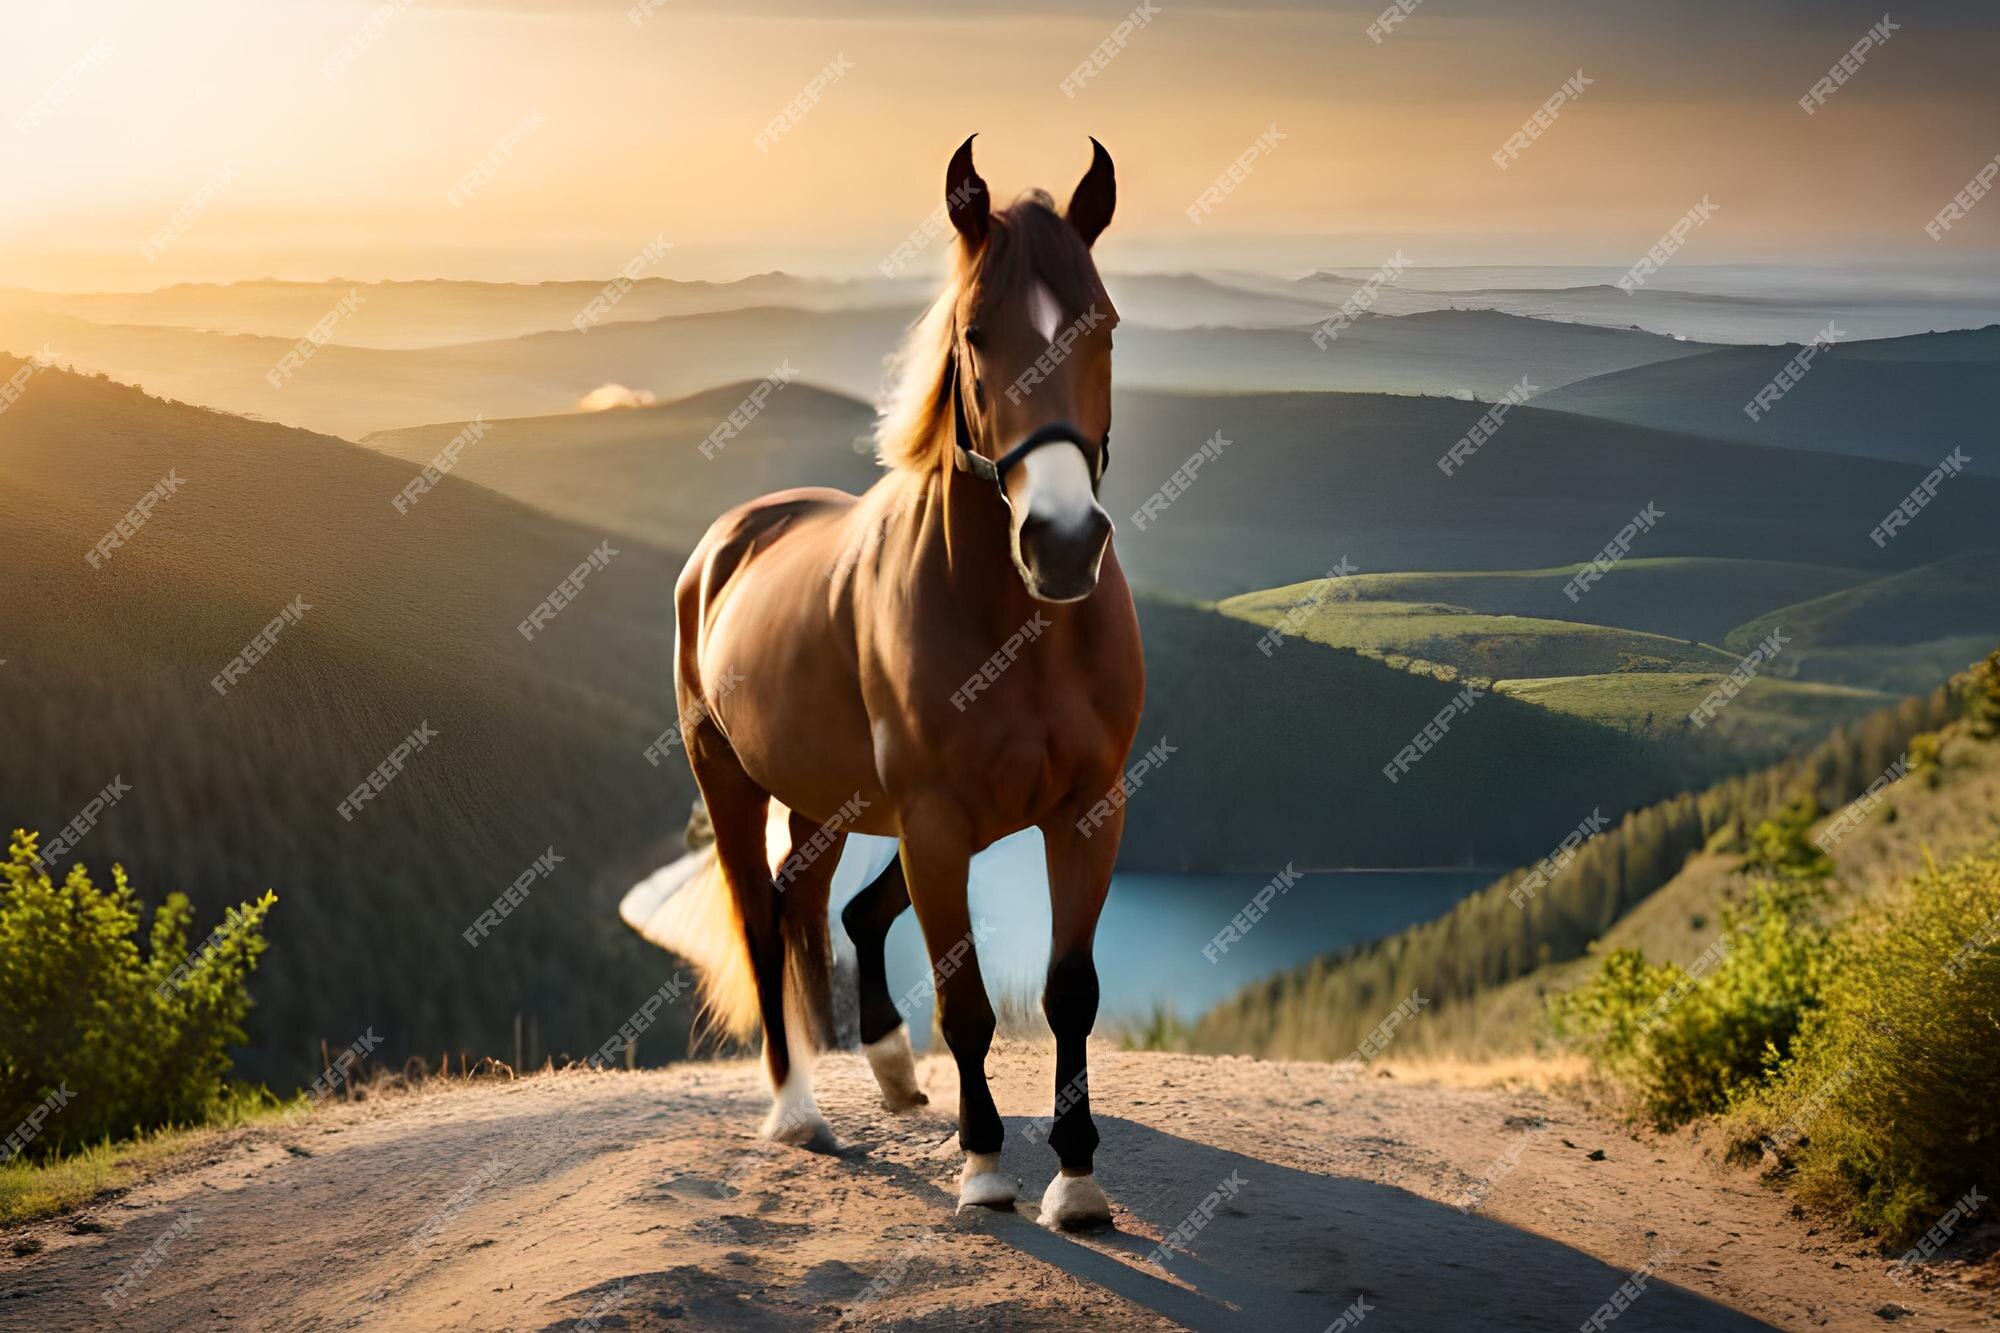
[689,740,835,1150]
[840,859,927,1111]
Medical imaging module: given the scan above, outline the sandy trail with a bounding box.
[1,1044,1987,1332]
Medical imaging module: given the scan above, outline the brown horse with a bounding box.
[634,136,1143,1229]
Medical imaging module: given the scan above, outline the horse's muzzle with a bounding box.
[1015,508,1113,603]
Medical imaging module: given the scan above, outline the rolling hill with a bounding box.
[1533,327,2000,474]
[1722,552,1999,655]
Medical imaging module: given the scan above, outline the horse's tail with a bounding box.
[619,815,760,1044]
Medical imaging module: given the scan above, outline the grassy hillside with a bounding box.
[1495,673,1891,753]
[1216,587,1739,681]
[0,358,699,1082]
[1181,665,1975,1061]
[1312,559,1869,645]
[1098,391,2000,598]
[359,383,882,554]
[1722,552,1999,654]
[1534,327,2000,474]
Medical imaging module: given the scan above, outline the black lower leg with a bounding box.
[1042,950,1100,1174]
[840,861,912,1045]
[939,985,1002,1155]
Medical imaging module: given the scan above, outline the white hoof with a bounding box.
[1038,1171,1112,1231]
[957,1152,1018,1212]
[762,1066,837,1151]
[863,1026,929,1112]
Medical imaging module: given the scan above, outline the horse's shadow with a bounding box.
[839,1113,1780,1333]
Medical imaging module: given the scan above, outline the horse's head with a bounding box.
[942,136,1119,603]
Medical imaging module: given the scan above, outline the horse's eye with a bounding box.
[964,324,985,350]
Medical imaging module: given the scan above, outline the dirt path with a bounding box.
[2,1045,1988,1332]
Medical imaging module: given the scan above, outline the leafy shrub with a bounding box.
[0,832,275,1160]
[1731,847,2000,1244]
[1553,879,1832,1127]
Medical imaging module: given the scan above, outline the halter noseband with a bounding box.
[945,344,1110,495]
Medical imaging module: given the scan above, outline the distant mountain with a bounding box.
[1097,390,2000,599]
[1723,553,2000,656]
[1532,327,2000,474]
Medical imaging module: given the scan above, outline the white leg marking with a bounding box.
[958,1150,1018,1211]
[1038,1170,1112,1231]
[862,1024,928,1111]
[760,990,835,1150]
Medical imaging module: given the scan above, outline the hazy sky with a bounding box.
[4,0,1996,290]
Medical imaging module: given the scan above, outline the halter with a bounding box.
[945,343,1110,495]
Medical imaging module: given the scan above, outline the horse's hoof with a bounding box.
[761,1103,838,1153]
[1038,1171,1112,1231]
[862,1026,930,1113]
[957,1152,1018,1212]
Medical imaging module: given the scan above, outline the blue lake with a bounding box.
[832,830,1494,1040]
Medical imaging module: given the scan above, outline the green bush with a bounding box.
[1732,847,2000,1244]
[0,831,275,1161]
[1553,879,1832,1127]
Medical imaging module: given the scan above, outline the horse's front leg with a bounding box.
[900,801,1014,1211]
[1033,800,1119,1230]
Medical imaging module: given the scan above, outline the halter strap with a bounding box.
[946,346,1110,492]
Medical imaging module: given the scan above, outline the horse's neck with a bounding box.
[917,456,1040,628]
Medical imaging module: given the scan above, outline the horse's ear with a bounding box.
[1066,137,1116,248]
[946,134,989,250]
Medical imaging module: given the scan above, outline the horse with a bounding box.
[622,135,1143,1230]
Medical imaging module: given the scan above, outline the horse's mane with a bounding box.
[875,192,1115,474]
